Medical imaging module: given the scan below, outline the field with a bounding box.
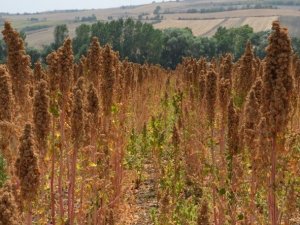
[153,18,225,36]
[1,0,300,48]
[1,18,300,225]
[24,23,83,48]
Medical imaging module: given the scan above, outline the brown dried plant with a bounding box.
[261,21,293,135]
[2,22,32,113]
[33,60,46,84]
[234,41,256,104]
[101,45,115,118]
[15,123,40,203]
[69,82,85,225]
[87,37,102,91]
[58,38,74,95]
[0,182,20,225]
[0,65,13,122]
[260,21,293,225]
[205,69,217,125]
[33,80,50,157]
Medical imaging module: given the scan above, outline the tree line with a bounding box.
[1,18,300,68]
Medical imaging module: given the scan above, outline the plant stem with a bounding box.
[219,121,226,225]
[69,141,79,225]
[269,136,277,225]
[210,126,219,225]
[59,100,65,220]
[27,203,32,225]
[50,116,56,225]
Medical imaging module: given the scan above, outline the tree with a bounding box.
[214,26,232,55]
[109,19,124,52]
[0,153,7,188]
[191,36,216,58]
[134,22,163,64]
[250,30,270,58]
[73,24,91,60]
[53,24,69,49]
[161,28,194,68]
[0,39,6,63]
[19,31,27,42]
[232,25,253,59]
[121,18,135,59]
[91,21,110,46]
[27,47,41,64]
[292,37,300,55]
[153,5,161,15]
[214,25,254,58]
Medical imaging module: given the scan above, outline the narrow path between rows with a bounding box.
[132,159,158,225]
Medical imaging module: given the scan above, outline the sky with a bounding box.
[1,0,164,13]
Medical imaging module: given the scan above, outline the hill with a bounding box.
[1,0,300,48]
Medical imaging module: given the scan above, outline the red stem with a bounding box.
[210,127,219,225]
[59,101,65,220]
[269,136,277,225]
[69,142,79,225]
[219,121,226,225]
[50,117,56,225]
[27,203,32,225]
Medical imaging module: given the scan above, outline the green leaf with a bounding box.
[49,104,60,117]
[0,153,7,188]
[219,188,226,196]
[238,213,244,220]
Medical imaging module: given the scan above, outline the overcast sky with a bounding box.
[1,0,164,13]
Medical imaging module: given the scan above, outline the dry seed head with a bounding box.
[227,98,240,154]
[46,51,60,93]
[198,70,206,101]
[115,60,126,103]
[71,88,84,143]
[244,89,260,149]
[123,60,134,95]
[294,57,300,85]
[198,57,207,74]
[0,65,13,122]
[137,66,144,86]
[101,45,115,117]
[0,182,20,225]
[33,60,46,83]
[220,54,233,82]
[73,76,85,93]
[87,37,102,89]
[261,21,293,135]
[210,57,218,72]
[2,21,32,108]
[58,38,74,94]
[87,83,99,115]
[74,56,87,83]
[15,123,40,202]
[252,78,263,106]
[235,41,256,103]
[205,69,217,124]
[218,77,231,116]
[256,117,271,173]
[33,80,50,153]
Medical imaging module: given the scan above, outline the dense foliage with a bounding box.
[1,19,300,68]
[0,154,7,188]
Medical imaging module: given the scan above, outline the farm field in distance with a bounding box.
[1,0,300,48]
